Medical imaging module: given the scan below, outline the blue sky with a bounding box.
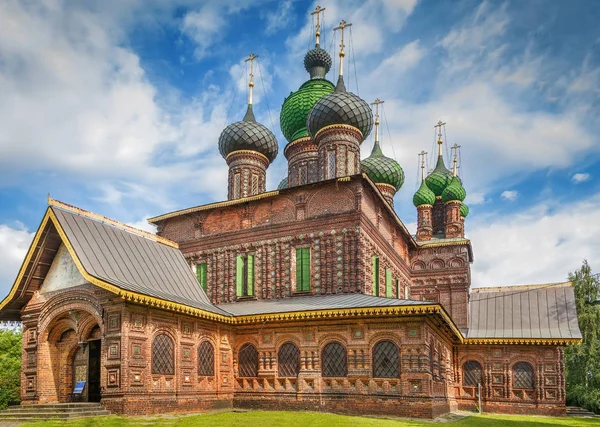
[0,0,599,297]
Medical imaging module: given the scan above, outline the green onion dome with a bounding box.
[307,76,373,140]
[460,203,469,218]
[441,175,467,203]
[361,141,404,190]
[277,176,288,190]
[280,79,335,142]
[218,105,278,163]
[413,179,436,207]
[425,155,452,197]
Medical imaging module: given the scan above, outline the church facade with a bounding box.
[0,10,581,419]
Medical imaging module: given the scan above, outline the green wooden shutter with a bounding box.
[236,256,243,297]
[296,248,311,292]
[247,254,254,296]
[197,263,207,291]
[386,268,392,298]
[372,256,379,296]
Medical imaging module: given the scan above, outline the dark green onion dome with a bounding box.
[306,76,373,140]
[460,203,469,218]
[413,179,436,207]
[280,79,335,142]
[218,105,278,163]
[361,141,404,190]
[425,154,452,197]
[304,46,332,79]
[441,175,467,203]
[277,176,288,190]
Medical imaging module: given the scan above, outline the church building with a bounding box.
[0,8,581,419]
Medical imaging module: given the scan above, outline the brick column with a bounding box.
[284,137,319,187]
[444,201,463,238]
[314,124,362,181]
[226,150,269,200]
[416,205,433,241]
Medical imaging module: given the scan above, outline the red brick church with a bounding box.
[0,10,581,419]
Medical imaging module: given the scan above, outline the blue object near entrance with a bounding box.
[73,381,86,394]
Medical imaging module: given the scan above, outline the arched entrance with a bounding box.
[38,304,104,403]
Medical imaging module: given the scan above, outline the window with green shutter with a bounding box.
[372,256,380,296]
[385,268,392,298]
[236,255,255,297]
[295,248,311,292]
[196,263,207,291]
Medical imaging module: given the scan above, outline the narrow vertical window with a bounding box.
[236,255,255,297]
[385,268,392,298]
[196,262,207,291]
[372,256,380,296]
[347,151,355,175]
[233,173,241,198]
[396,278,400,299]
[327,151,336,179]
[251,174,259,195]
[299,166,308,185]
[296,248,311,292]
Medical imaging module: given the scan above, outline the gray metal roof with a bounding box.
[467,283,582,339]
[52,207,228,316]
[217,293,434,316]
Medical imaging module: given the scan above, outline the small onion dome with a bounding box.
[304,46,332,79]
[218,105,278,163]
[425,155,452,197]
[460,203,469,218]
[306,76,373,140]
[361,141,404,190]
[277,176,288,190]
[442,175,467,203]
[413,179,436,207]
[280,79,334,142]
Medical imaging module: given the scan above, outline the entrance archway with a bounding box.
[38,302,104,403]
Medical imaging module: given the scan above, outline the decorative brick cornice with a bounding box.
[284,137,316,159]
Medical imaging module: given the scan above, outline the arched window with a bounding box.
[198,341,214,376]
[462,360,483,386]
[152,334,174,375]
[278,342,300,377]
[238,343,258,377]
[372,340,400,378]
[321,342,347,377]
[513,362,534,389]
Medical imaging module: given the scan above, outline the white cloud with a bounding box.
[181,6,225,60]
[465,192,486,205]
[0,224,35,298]
[572,173,591,183]
[501,190,518,201]
[469,194,600,287]
[264,0,294,35]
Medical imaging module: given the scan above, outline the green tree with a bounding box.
[566,260,600,413]
[0,328,21,410]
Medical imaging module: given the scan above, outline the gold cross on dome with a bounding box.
[311,6,326,46]
[245,53,259,104]
[333,20,352,76]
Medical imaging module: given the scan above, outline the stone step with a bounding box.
[3,405,104,413]
[8,403,102,410]
[0,414,108,423]
[566,406,597,417]
[0,410,110,420]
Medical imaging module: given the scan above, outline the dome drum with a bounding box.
[315,126,362,180]
[226,150,269,200]
[374,183,397,207]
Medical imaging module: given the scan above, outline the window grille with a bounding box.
[278,342,300,377]
[513,362,534,389]
[236,254,255,297]
[296,248,311,292]
[321,342,347,377]
[372,340,399,378]
[152,334,174,375]
[327,151,336,179]
[372,256,380,296]
[251,174,259,195]
[196,263,207,291]
[198,341,214,376]
[299,166,308,185]
[463,360,482,386]
[233,173,241,198]
[238,343,258,377]
[347,151,355,174]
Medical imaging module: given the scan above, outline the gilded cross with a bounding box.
[434,120,446,155]
[418,150,427,180]
[245,53,259,105]
[333,20,352,76]
[450,143,461,176]
[311,6,326,46]
[371,98,384,142]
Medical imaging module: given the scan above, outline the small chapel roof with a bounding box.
[217,293,434,316]
[466,282,582,342]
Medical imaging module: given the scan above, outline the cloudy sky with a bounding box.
[0,0,599,298]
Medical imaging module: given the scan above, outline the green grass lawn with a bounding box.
[19,411,600,427]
